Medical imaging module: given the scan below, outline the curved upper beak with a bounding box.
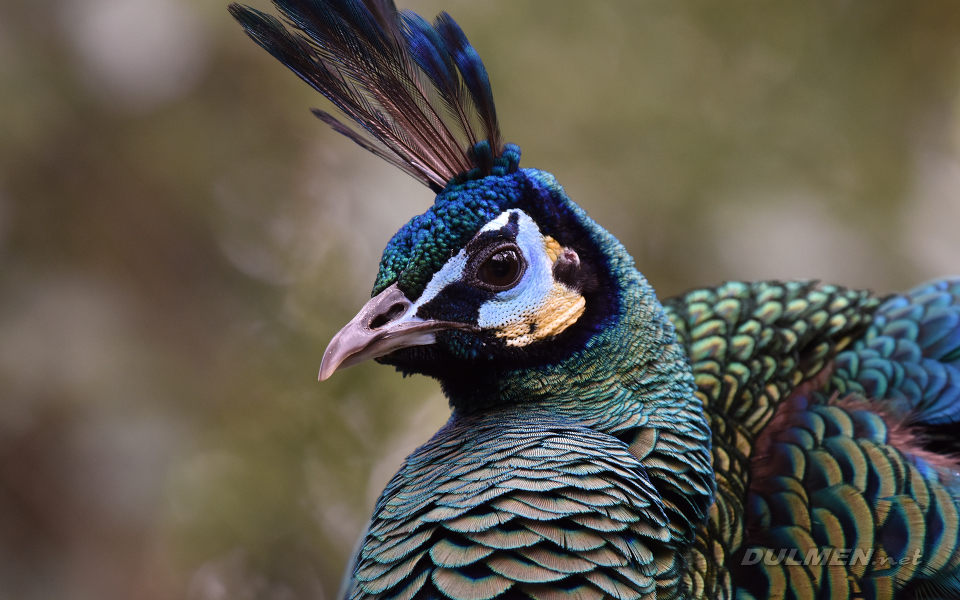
[318,283,475,381]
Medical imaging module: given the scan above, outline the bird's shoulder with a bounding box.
[731,277,960,598]
[662,280,880,434]
[352,409,686,600]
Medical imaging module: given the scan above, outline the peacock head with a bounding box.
[319,145,621,383]
[229,1,625,390]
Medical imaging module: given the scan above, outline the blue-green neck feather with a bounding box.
[378,160,701,432]
[375,162,716,547]
[447,186,697,433]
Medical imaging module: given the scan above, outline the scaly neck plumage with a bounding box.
[446,203,699,438]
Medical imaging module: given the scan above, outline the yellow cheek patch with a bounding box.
[543,236,563,263]
[497,282,586,347]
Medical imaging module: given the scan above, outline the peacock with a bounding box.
[228,1,960,598]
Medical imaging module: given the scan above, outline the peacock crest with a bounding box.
[228,0,512,192]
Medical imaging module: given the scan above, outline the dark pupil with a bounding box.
[480,250,520,287]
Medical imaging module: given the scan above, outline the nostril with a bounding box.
[370,302,406,329]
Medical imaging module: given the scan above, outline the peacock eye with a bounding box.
[476,247,523,290]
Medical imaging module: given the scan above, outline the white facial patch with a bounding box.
[409,209,586,347]
[411,249,469,310]
[476,211,585,347]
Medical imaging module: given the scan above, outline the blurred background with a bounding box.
[1,0,960,598]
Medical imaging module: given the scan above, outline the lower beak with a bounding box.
[318,283,475,381]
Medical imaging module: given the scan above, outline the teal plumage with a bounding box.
[354,411,682,600]
[663,281,883,597]
[228,1,960,598]
[732,280,960,600]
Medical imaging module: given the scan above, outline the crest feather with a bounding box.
[228,0,505,191]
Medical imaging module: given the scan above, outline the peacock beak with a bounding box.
[319,283,476,381]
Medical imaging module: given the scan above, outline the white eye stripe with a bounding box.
[412,248,469,309]
[479,210,516,232]
[412,209,525,310]
[412,209,585,346]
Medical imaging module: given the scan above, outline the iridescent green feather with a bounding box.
[662,280,881,598]
[351,410,682,600]
[737,393,960,600]
[711,278,960,600]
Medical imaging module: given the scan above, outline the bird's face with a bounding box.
[319,168,615,384]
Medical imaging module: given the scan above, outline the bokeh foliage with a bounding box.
[1,1,959,598]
